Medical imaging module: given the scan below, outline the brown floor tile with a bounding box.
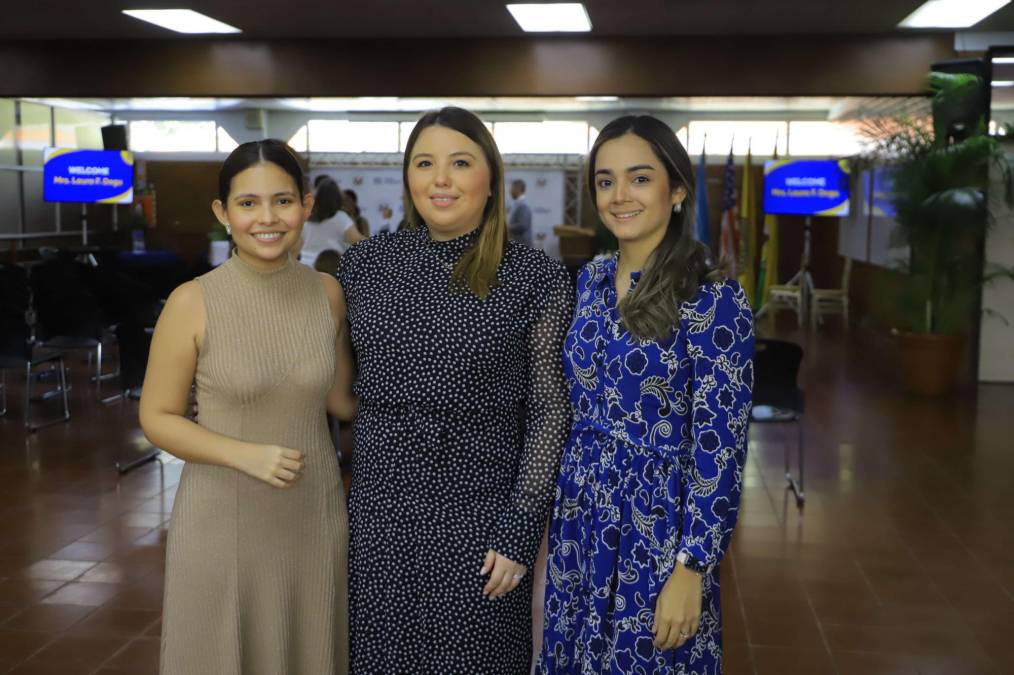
[822,622,994,669]
[0,628,53,670]
[79,525,157,550]
[0,580,64,607]
[130,529,168,548]
[21,559,97,582]
[0,602,24,624]
[76,562,130,584]
[104,580,164,612]
[739,599,824,648]
[2,603,95,632]
[910,649,1002,675]
[101,637,161,674]
[143,617,161,638]
[17,633,128,672]
[47,541,114,563]
[723,642,754,675]
[66,606,160,638]
[751,645,835,675]
[6,662,77,674]
[832,649,918,675]
[40,581,122,607]
[117,513,167,530]
[966,611,1014,673]
[934,577,1014,618]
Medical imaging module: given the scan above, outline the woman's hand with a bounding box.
[479,549,527,600]
[652,563,703,650]
[235,444,304,488]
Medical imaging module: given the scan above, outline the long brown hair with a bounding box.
[589,115,723,341]
[308,177,342,223]
[402,107,507,300]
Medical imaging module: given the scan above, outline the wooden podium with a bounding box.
[553,224,595,265]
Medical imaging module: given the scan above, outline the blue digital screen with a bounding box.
[43,148,134,204]
[763,159,850,216]
[869,167,896,218]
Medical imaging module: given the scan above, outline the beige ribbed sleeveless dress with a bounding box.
[160,253,348,675]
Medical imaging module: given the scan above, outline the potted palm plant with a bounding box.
[869,72,1013,395]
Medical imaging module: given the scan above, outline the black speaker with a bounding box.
[101,124,128,151]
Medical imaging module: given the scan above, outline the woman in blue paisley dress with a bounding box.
[538,115,754,674]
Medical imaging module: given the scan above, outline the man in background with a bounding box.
[507,179,532,247]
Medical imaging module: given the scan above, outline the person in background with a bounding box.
[507,178,532,247]
[538,115,754,674]
[343,188,371,237]
[140,139,356,674]
[339,106,572,674]
[301,178,365,266]
[313,248,341,276]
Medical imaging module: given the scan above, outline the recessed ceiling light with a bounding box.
[992,80,1014,86]
[898,0,1010,28]
[122,9,241,34]
[992,56,1014,63]
[506,3,592,32]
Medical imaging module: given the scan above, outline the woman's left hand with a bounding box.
[480,549,527,600]
[652,564,703,650]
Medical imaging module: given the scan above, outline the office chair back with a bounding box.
[752,338,804,414]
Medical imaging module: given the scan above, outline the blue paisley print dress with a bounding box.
[538,255,754,675]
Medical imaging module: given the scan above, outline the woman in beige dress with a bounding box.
[139,139,355,674]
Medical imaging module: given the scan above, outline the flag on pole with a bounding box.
[695,143,710,246]
[756,141,780,308]
[737,143,757,304]
[718,145,739,276]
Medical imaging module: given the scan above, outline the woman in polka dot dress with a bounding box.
[337,107,573,674]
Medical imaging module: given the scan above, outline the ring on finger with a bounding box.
[512,573,524,581]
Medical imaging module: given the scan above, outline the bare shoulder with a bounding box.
[317,272,342,300]
[154,280,205,350]
[316,272,346,319]
[164,280,205,318]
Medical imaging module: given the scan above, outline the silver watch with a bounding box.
[676,550,707,574]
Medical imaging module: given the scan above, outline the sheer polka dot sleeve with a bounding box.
[335,239,363,299]
[489,263,574,567]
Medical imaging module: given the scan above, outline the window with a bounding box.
[788,121,867,157]
[216,126,239,152]
[687,121,788,157]
[128,120,217,152]
[288,125,308,152]
[307,121,399,152]
[493,121,590,154]
[676,126,688,149]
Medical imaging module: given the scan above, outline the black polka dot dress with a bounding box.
[338,224,573,674]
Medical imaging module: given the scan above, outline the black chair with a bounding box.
[30,259,121,403]
[751,338,806,506]
[0,267,70,432]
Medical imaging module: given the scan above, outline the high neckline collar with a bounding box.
[601,252,642,288]
[227,249,295,279]
[418,222,482,258]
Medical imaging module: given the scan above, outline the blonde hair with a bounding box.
[402,107,506,300]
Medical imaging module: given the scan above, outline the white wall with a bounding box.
[979,154,1014,383]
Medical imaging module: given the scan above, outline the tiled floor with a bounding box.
[1,318,1013,674]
